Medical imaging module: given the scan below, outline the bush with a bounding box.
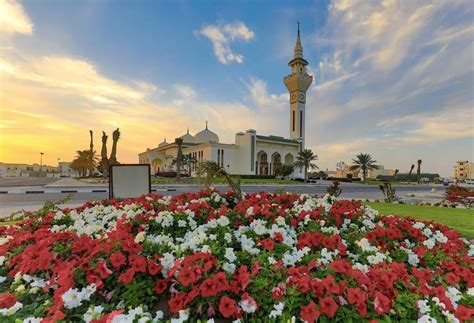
[155,171,189,178]
[444,185,474,208]
[326,180,342,197]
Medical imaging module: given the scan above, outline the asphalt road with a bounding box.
[0,182,446,217]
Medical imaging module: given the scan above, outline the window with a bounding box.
[221,149,224,167]
[292,111,295,132]
[300,111,303,137]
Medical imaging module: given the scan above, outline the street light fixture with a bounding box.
[40,152,44,174]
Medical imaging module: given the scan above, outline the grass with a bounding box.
[365,202,474,239]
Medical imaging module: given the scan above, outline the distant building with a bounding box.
[453,161,474,180]
[58,162,79,177]
[0,162,78,178]
[333,165,396,179]
[0,162,58,178]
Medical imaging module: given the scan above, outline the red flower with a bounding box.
[259,238,274,251]
[154,279,168,294]
[322,276,340,294]
[177,267,200,286]
[235,265,250,290]
[300,301,320,323]
[219,296,240,318]
[96,259,113,279]
[109,252,126,269]
[446,272,460,285]
[374,292,391,314]
[147,259,162,276]
[273,232,283,242]
[271,283,286,301]
[0,293,17,308]
[347,287,364,305]
[200,278,218,297]
[330,259,351,275]
[168,293,186,313]
[118,268,136,285]
[454,305,474,321]
[319,296,339,318]
[128,254,147,272]
[213,271,229,292]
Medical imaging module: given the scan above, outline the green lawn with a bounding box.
[365,202,474,239]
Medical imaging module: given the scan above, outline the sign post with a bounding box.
[109,164,151,199]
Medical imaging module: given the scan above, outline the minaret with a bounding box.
[284,23,313,149]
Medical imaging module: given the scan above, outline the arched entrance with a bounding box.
[271,152,281,175]
[256,151,269,175]
[284,153,294,166]
[151,158,163,174]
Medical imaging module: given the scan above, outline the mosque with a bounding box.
[138,27,313,178]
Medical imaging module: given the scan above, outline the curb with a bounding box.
[0,188,178,194]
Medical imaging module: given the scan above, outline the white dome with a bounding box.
[180,129,195,143]
[195,123,219,143]
[158,137,168,147]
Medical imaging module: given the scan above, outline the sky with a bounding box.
[0,0,473,177]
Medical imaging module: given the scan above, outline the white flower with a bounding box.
[417,300,431,314]
[223,262,236,274]
[62,288,84,309]
[171,309,189,323]
[224,248,237,262]
[239,297,257,313]
[467,287,474,296]
[0,256,5,266]
[134,231,146,243]
[269,302,284,318]
[83,305,104,322]
[160,252,175,277]
[423,239,436,249]
[23,317,42,323]
[418,314,437,323]
[0,302,22,316]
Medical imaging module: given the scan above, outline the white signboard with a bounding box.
[109,164,151,199]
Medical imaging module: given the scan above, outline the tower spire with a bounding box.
[294,22,303,59]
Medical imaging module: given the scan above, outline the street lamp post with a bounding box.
[57,158,61,177]
[40,152,44,174]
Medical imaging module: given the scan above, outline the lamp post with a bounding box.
[57,158,61,177]
[40,152,44,174]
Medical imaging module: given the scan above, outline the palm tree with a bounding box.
[349,153,379,181]
[394,169,399,180]
[71,150,98,178]
[293,149,319,183]
[336,161,347,178]
[416,159,422,184]
[408,164,415,183]
[173,155,198,177]
[174,138,184,181]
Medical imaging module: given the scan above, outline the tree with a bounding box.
[71,150,98,178]
[336,161,347,178]
[394,169,399,180]
[293,149,319,183]
[416,159,422,184]
[349,153,379,181]
[196,161,242,198]
[408,164,415,183]
[275,164,294,178]
[173,154,197,177]
[174,138,184,181]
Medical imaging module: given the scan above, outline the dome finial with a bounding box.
[187,126,189,134]
[297,21,300,36]
[205,121,208,129]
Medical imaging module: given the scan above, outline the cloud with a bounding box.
[196,21,254,64]
[0,0,33,35]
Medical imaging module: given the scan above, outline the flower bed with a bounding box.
[0,191,473,322]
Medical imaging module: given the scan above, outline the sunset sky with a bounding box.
[0,0,473,176]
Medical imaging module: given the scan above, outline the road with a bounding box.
[0,181,446,217]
